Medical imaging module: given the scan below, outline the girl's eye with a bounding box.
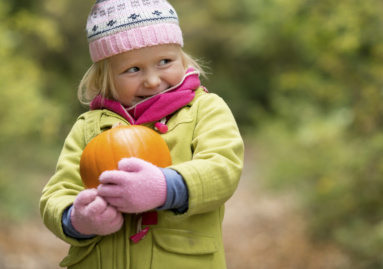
[159,59,171,66]
[126,66,140,73]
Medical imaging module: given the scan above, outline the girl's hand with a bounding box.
[98,158,167,213]
[70,189,124,235]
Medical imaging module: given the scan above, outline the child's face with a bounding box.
[110,44,187,107]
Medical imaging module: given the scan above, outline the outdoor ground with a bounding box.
[0,143,351,268]
[223,145,350,268]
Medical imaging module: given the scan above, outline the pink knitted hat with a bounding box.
[86,0,183,62]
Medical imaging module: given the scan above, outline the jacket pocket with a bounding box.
[151,228,218,269]
[60,243,101,269]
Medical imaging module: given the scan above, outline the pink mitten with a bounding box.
[98,157,167,213]
[71,189,124,235]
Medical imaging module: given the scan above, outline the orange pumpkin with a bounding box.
[80,125,172,189]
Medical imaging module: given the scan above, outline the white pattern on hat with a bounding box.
[86,0,183,62]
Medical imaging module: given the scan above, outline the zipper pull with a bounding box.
[154,118,168,134]
[130,212,158,243]
[130,227,149,243]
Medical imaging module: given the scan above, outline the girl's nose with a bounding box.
[144,71,161,89]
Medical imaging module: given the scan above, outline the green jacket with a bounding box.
[40,88,244,268]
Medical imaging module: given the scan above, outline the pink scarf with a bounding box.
[90,68,201,127]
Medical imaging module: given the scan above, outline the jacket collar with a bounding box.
[90,68,201,125]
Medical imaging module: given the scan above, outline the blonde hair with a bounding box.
[78,47,206,106]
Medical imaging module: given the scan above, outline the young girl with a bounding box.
[40,0,244,268]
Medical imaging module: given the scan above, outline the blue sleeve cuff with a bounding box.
[62,206,96,239]
[158,168,189,213]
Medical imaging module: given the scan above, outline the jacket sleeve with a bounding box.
[39,116,102,246]
[170,93,244,216]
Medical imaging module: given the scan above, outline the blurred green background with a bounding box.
[1,0,383,267]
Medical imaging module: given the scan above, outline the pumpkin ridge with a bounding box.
[80,125,172,188]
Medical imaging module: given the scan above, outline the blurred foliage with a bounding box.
[242,0,383,267]
[0,0,94,220]
[1,0,383,267]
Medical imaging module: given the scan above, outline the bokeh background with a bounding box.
[1,0,383,268]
